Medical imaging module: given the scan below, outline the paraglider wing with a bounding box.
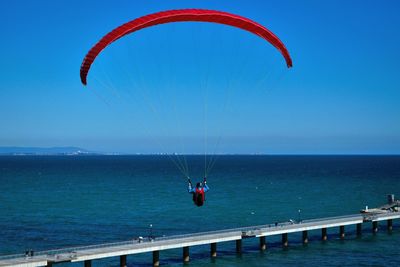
[80,9,293,85]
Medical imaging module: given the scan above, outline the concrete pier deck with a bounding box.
[1,211,399,267]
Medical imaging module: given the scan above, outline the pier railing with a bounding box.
[0,212,397,264]
[0,214,362,261]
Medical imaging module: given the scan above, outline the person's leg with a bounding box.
[188,178,193,192]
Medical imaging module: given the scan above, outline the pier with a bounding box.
[0,211,398,267]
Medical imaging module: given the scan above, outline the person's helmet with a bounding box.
[196,182,201,188]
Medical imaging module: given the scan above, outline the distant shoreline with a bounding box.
[1,147,399,156]
[0,153,399,156]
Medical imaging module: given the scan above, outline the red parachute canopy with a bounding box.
[80,9,293,85]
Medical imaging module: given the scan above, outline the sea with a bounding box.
[0,155,399,266]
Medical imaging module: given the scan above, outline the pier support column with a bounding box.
[372,221,378,234]
[321,228,327,241]
[183,246,190,263]
[120,255,127,267]
[340,226,345,239]
[153,251,160,267]
[356,223,362,236]
[388,219,393,231]
[84,260,91,267]
[282,233,288,247]
[211,243,217,258]
[236,239,242,254]
[259,236,267,251]
[302,230,308,244]
[46,263,53,267]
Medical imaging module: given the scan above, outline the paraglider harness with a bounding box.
[188,178,207,207]
[193,187,205,206]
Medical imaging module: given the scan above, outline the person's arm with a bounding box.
[188,178,195,193]
[203,179,210,192]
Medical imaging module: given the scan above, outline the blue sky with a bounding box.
[0,0,399,154]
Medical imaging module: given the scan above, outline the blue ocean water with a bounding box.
[0,155,399,266]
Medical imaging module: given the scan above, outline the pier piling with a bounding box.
[183,246,190,263]
[302,230,308,244]
[282,233,288,247]
[120,255,127,267]
[340,226,345,239]
[236,239,242,254]
[356,223,362,236]
[211,243,217,258]
[322,228,327,241]
[259,236,267,250]
[153,251,160,267]
[372,221,378,233]
[84,260,91,267]
[387,219,393,231]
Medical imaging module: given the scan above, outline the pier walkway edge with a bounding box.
[0,212,399,267]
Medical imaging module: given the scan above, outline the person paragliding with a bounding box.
[188,177,209,207]
[80,9,292,206]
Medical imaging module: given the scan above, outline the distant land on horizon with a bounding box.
[0,147,399,156]
[0,146,100,155]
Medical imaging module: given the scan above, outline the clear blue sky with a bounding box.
[0,0,399,154]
